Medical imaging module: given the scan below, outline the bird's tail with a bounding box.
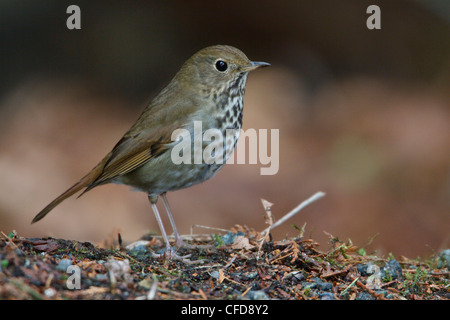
[31,155,109,224]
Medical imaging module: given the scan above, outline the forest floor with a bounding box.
[1,223,448,301]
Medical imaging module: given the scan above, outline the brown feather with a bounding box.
[31,154,111,223]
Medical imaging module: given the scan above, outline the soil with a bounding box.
[0,226,448,301]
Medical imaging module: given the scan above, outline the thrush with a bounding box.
[32,45,269,258]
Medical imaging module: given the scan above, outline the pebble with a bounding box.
[221,231,245,245]
[128,245,149,259]
[312,277,333,291]
[283,271,304,282]
[44,288,56,298]
[437,249,450,269]
[245,290,270,300]
[23,259,31,268]
[302,277,333,291]
[356,262,370,276]
[95,273,109,281]
[356,292,375,300]
[356,261,378,277]
[56,258,72,272]
[357,259,402,281]
[319,292,335,300]
[381,259,402,280]
[241,271,258,280]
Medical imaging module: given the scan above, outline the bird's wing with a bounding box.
[85,122,181,189]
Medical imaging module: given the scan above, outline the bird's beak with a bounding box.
[241,61,271,72]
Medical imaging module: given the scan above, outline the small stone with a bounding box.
[221,231,245,245]
[95,273,108,281]
[437,249,450,269]
[125,240,150,250]
[241,271,258,280]
[56,258,72,272]
[381,259,402,280]
[301,281,316,289]
[283,271,304,282]
[356,292,375,300]
[356,262,379,277]
[319,292,335,300]
[314,278,333,291]
[129,245,149,259]
[23,259,31,268]
[44,288,56,298]
[246,290,269,300]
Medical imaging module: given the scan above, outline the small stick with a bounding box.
[147,275,158,300]
[190,224,230,234]
[261,191,326,236]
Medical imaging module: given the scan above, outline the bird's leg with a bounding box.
[161,193,215,251]
[148,195,202,264]
[161,192,186,248]
[148,195,171,252]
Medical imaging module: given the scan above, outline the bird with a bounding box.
[32,45,270,259]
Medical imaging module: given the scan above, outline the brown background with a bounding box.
[1,0,449,258]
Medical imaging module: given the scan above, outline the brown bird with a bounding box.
[32,45,269,258]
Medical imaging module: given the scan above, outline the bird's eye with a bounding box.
[215,60,228,72]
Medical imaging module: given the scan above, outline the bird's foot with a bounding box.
[151,246,205,265]
[174,237,215,251]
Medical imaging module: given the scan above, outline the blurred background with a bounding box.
[1,0,449,258]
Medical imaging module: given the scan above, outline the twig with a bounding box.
[147,275,158,300]
[340,277,358,296]
[256,199,275,258]
[223,255,237,269]
[1,231,22,252]
[348,274,387,300]
[261,191,326,236]
[190,224,229,234]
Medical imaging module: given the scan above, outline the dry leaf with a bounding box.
[218,269,225,284]
[231,235,254,250]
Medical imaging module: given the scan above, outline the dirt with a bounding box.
[0,225,448,301]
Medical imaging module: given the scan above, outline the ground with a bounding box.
[0,225,448,300]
